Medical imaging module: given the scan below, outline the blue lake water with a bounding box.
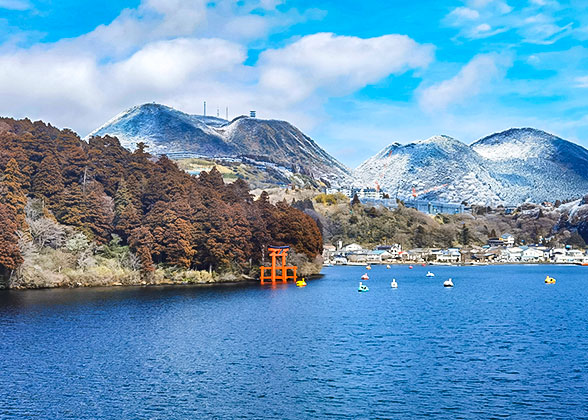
[1,264,588,419]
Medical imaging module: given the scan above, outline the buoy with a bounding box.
[443,278,454,288]
[421,263,426,267]
[391,278,398,288]
[409,265,413,269]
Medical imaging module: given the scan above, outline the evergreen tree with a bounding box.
[460,224,470,246]
[351,193,361,206]
[129,226,155,272]
[32,154,65,200]
[114,178,132,221]
[0,158,28,229]
[0,202,23,278]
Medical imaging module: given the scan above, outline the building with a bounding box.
[405,199,467,215]
[488,234,515,248]
[342,243,363,252]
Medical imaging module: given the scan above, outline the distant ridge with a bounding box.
[354,128,588,205]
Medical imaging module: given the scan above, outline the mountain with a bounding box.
[354,128,588,206]
[87,103,349,187]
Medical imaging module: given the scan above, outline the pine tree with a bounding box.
[0,158,28,229]
[56,183,86,229]
[0,202,23,277]
[115,204,141,241]
[83,182,114,244]
[32,154,65,200]
[114,178,132,221]
[460,224,470,246]
[129,226,155,272]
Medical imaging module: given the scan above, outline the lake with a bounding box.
[1,264,588,419]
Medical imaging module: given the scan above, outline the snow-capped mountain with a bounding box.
[354,128,588,205]
[87,103,350,186]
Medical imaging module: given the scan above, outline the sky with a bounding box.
[1,0,587,167]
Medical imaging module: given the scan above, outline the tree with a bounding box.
[32,154,64,200]
[351,194,361,206]
[460,224,470,246]
[114,177,132,220]
[0,202,23,279]
[129,226,155,272]
[115,204,141,241]
[83,182,114,243]
[0,158,28,229]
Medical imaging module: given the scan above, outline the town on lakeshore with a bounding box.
[324,234,588,266]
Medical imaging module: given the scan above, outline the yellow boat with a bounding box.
[296,278,307,287]
[544,276,556,284]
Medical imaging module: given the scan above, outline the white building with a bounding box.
[521,247,545,262]
[342,243,363,252]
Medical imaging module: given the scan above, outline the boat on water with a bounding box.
[426,271,435,277]
[544,275,556,284]
[361,273,369,280]
[366,265,372,270]
[443,278,454,287]
[358,282,369,292]
[409,265,413,269]
[296,278,307,287]
[386,265,391,269]
[390,279,398,288]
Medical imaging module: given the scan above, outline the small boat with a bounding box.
[544,275,556,284]
[386,265,391,269]
[443,278,454,287]
[366,265,372,270]
[358,282,369,292]
[361,273,369,280]
[426,271,435,277]
[296,278,307,287]
[390,278,398,288]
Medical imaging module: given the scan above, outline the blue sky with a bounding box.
[1,0,587,167]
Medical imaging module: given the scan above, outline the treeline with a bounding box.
[306,195,579,250]
[0,118,322,280]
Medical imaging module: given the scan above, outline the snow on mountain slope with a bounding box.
[354,135,503,204]
[355,129,588,206]
[87,103,350,186]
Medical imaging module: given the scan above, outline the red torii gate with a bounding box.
[260,245,298,284]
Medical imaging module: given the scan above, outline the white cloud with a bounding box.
[259,33,434,104]
[575,76,588,88]
[0,1,433,137]
[0,0,30,10]
[419,53,512,111]
[449,7,480,20]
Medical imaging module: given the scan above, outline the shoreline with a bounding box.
[1,272,325,292]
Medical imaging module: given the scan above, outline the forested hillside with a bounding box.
[0,118,322,287]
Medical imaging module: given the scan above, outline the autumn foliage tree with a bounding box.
[0,202,23,279]
[0,117,324,275]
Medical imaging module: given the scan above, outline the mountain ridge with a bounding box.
[354,128,588,205]
[87,103,350,187]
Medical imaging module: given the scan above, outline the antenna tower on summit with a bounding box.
[203,101,206,117]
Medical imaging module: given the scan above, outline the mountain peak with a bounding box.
[86,102,350,187]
